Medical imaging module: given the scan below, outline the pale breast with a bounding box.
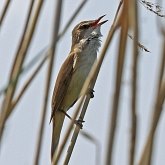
[61,50,97,110]
[61,37,100,110]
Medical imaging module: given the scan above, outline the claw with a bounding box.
[75,119,85,129]
[88,88,95,98]
[60,110,85,129]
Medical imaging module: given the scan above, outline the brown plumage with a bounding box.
[50,15,107,161]
[51,53,74,159]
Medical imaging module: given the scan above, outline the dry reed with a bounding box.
[0,1,165,165]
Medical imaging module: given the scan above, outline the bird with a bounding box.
[50,15,107,161]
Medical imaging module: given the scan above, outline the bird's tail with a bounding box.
[51,111,65,161]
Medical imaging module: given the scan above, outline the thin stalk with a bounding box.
[0,0,11,27]
[11,51,50,110]
[0,46,48,96]
[106,1,129,164]
[33,0,63,165]
[0,0,42,144]
[138,37,165,165]
[9,0,35,84]
[63,88,93,165]
[129,1,139,165]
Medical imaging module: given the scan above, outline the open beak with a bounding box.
[91,15,108,27]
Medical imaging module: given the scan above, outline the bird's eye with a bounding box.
[80,24,89,29]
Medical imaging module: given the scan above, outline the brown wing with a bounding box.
[50,53,75,122]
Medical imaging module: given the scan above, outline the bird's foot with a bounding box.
[75,119,85,129]
[88,88,94,98]
[60,110,85,129]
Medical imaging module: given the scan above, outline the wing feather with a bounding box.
[50,53,75,122]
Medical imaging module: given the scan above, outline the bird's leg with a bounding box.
[60,110,85,129]
[75,118,85,129]
[87,88,95,98]
[60,110,72,120]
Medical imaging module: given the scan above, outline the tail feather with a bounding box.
[51,111,65,161]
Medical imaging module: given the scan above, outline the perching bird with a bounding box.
[50,15,107,161]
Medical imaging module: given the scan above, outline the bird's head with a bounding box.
[71,15,108,48]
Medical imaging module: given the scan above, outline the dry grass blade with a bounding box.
[33,1,63,164]
[7,0,35,86]
[11,51,50,110]
[0,0,42,144]
[0,0,11,27]
[0,46,47,97]
[129,1,139,165]
[128,34,150,52]
[138,37,165,165]
[106,1,129,164]
[139,0,165,17]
